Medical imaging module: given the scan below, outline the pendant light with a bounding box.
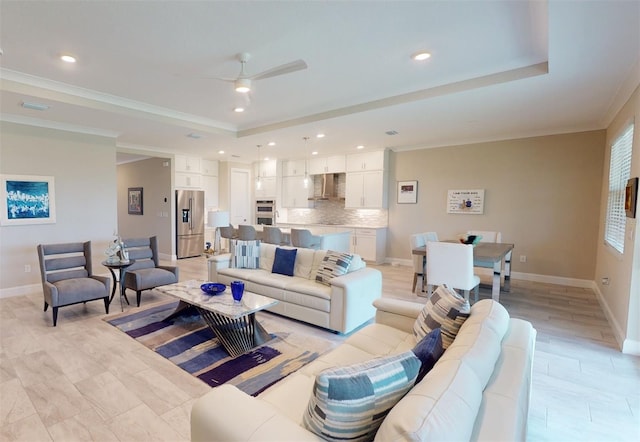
[256,144,262,190]
[303,137,310,188]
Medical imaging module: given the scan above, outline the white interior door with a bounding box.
[230,168,251,225]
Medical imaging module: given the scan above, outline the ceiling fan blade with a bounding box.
[250,59,307,80]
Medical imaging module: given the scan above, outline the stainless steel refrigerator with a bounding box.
[176,189,205,258]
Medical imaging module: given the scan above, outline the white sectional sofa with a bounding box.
[207,242,382,334]
[191,297,537,441]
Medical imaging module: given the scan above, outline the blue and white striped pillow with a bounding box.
[303,351,420,441]
[315,250,353,286]
[230,240,260,269]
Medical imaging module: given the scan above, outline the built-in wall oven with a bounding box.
[255,199,275,225]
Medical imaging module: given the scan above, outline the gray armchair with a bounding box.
[37,241,110,326]
[122,236,179,307]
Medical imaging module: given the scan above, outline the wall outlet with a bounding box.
[24,264,31,273]
[519,255,527,263]
[601,277,610,285]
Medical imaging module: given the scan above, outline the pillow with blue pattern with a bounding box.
[230,240,260,269]
[303,351,420,441]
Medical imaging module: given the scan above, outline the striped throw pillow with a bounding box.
[413,284,470,349]
[303,351,421,442]
[315,250,353,286]
[230,240,260,269]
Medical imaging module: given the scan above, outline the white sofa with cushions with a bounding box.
[207,241,383,334]
[191,290,537,441]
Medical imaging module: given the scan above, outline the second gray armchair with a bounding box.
[122,236,179,307]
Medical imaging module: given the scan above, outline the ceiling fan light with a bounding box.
[235,78,251,93]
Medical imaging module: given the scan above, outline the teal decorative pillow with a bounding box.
[303,351,420,442]
[272,247,297,276]
[413,284,470,349]
[315,250,353,286]
[230,240,260,269]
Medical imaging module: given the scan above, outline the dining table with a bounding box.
[412,241,514,302]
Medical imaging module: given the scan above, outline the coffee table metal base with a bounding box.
[196,307,272,358]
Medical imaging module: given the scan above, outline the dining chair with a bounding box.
[426,241,480,303]
[262,226,289,245]
[410,232,439,292]
[238,225,258,241]
[37,241,111,326]
[467,230,502,243]
[290,228,321,249]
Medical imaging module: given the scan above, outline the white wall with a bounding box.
[0,122,117,295]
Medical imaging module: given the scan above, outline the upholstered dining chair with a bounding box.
[410,231,439,292]
[219,224,238,240]
[426,241,480,303]
[238,225,258,241]
[262,226,289,245]
[290,228,321,249]
[122,236,179,307]
[37,241,110,326]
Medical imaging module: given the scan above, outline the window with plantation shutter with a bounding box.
[605,123,634,254]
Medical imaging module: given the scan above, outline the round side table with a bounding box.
[102,259,135,312]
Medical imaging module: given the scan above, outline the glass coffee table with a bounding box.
[155,280,278,357]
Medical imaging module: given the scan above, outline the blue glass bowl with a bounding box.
[200,283,226,296]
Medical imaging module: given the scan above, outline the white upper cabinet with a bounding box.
[254,159,277,177]
[175,155,201,173]
[345,150,386,172]
[203,175,219,209]
[345,170,386,209]
[309,155,345,175]
[201,159,219,176]
[282,176,313,207]
[255,176,277,199]
[282,159,308,177]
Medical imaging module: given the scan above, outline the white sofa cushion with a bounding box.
[303,351,421,442]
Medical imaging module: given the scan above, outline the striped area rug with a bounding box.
[105,300,334,396]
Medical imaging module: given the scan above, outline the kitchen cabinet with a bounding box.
[345,170,386,208]
[345,150,386,172]
[203,175,219,209]
[282,159,308,177]
[255,176,277,199]
[350,228,387,264]
[282,176,313,208]
[175,172,201,189]
[175,155,201,173]
[254,159,277,177]
[201,159,218,176]
[309,155,345,175]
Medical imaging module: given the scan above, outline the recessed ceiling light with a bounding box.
[316,133,325,138]
[411,51,431,61]
[60,54,76,63]
[311,151,318,155]
[218,150,225,154]
[234,107,245,113]
[268,141,276,146]
[356,145,365,150]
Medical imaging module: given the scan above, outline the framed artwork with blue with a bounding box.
[1,175,56,225]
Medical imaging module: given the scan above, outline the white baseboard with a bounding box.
[0,283,41,299]
[592,284,638,355]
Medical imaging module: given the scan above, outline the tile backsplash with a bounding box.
[286,199,388,227]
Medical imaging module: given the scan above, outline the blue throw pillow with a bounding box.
[412,327,444,384]
[272,247,297,276]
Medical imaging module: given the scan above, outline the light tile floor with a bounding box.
[1,256,638,441]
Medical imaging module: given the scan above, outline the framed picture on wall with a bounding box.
[128,187,143,215]
[625,177,638,218]
[0,174,56,226]
[397,180,418,204]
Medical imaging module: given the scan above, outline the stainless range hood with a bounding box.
[309,173,344,200]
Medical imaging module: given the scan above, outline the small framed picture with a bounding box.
[397,180,418,204]
[128,187,143,215]
[625,177,638,218]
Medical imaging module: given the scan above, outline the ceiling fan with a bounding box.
[213,52,308,95]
